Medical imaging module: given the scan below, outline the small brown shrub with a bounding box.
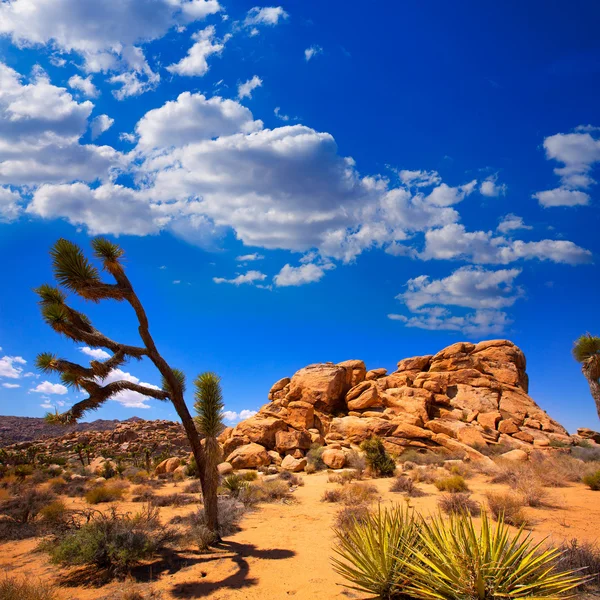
[150,493,196,507]
[334,503,370,532]
[321,488,343,503]
[85,484,125,504]
[0,575,57,600]
[183,480,202,494]
[434,475,469,493]
[341,482,379,506]
[556,538,600,589]
[485,491,527,526]
[438,493,480,516]
[390,475,425,497]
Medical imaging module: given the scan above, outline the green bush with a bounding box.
[306,445,326,470]
[583,470,600,491]
[45,506,175,577]
[434,475,468,493]
[360,437,396,478]
[85,484,125,504]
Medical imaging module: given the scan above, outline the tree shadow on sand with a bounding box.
[170,540,296,598]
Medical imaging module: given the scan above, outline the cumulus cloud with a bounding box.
[167,26,227,77]
[421,223,591,265]
[2,383,20,388]
[213,270,267,285]
[304,45,322,61]
[237,75,262,99]
[31,381,68,395]
[99,368,160,409]
[0,187,22,222]
[244,6,288,27]
[0,0,220,95]
[236,253,264,261]
[274,262,333,286]
[497,214,532,234]
[223,409,257,423]
[79,347,111,360]
[68,74,99,98]
[397,169,441,188]
[274,106,290,121]
[479,174,507,197]
[533,127,600,207]
[0,355,26,379]
[90,114,114,140]
[424,180,477,206]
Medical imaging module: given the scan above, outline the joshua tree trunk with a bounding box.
[582,361,600,420]
[203,437,220,538]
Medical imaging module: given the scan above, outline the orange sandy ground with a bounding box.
[1,472,599,600]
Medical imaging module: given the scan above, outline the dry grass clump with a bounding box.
[183,479,202,494]
[556,539,600,590]
[410,465,446,484]
[118,586,164,600]
[328,470,361,484]
[398,449,443,466]
[150,493,196,507]
[485,491,527,526]
[186,497,245,550]
[341,482,379,506]
[434,475,469,493]
[0,575,57,600]
[390,475,425,497]
[334,504,371,532]
[582,470,600,491]
[84,483,126,504]
[513,480,551,507]
[321,488,343,502]
[438,493,480,516]
[131,485,156,502]
[277,471,304,486]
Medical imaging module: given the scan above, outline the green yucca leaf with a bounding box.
[59,371,86,390]
[91,237,125,273]
[161,368,186,397]
[34,283,66,305]
[41,302,71,328]
[35,352,58,373]
[194,372,224,439]
[50,238,101,295]
[573,334,600,363]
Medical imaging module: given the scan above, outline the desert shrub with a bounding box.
[45,505,175,577]
[333,505,420,597]
[123,467,150,484]
[410,465,444,485]
[341,482,379,506]
[321,488,343,502]
[361,437,396,477]
[328,470,360,484]
[334,503,371,532]
[0,575,57,600]
[407,511,584,599]
[345,450,367,475]
[485,492,527,526]
[306,444,326,471]
[572,446,600,462]
[514,480,550,507]
[239,470,258,482]
[390,475,425,497]
[399,449,442,466]
[183,479,202,494]
[101,461,116,480]
[530,453,589,487]
[221,474,249,498]
[277,471,303,486]
[39,500,70,531]
[304,463,316,474]
[187,497,245,544]
[475,442,513,457]
[186,456,199,477]
[118,586,164,600]
[556,539,600,589]
[62,479,88,497]
[151,493,196,507]
[434,475,468,493]
[252,479,292,502]
[438,493,480,516]
[0,487,55,524]
[85,484,125,504]
[189,521,217,552]
[14,464,34,478]
[583,470,600,491]
[131,485,156,503]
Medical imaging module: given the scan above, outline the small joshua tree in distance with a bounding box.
[573,333,600,420]
[194,372,225,538]
[34,237,208,496]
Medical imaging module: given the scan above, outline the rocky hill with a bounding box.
[0,415,135,447]
[218,340,580,470]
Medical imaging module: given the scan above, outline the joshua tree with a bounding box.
[194,372,224,537]
[74,443,86,467]
[34,238,208,496]
[573,333,600,420]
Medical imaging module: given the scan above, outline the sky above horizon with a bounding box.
[0,0,599,433]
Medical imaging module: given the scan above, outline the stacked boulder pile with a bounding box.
[219,340,576,471]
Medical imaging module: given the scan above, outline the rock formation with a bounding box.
[219,340,573,469]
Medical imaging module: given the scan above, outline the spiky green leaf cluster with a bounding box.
[35,352,58,373]
[573,334,600,363]
[34,284,66,305]
[92,237,125,274]
[50,238,101,295]
[194,372,224,438]
[161,368,186,397]
[334,507,586,600]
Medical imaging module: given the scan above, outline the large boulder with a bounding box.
[155,457,181,475]
[226,443,270,469]
[337,360,367,388]
[281,454,307,472]
[231,417,288,448]
[275,429,312,453]
[286,363,347,412]
[321,448,346,469]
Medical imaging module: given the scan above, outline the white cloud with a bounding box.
[274,262,333,287]
[244,6,288,27]
[0,0,221,95]
[274,106,290,121]
[479,174,507,197]
[68,74,99,98]
[2,383,20,388]
[173,280,181,284]
[223,408,257,423]
[236,253,264,261]
[79,347,111,360]
[533,188,590,208]
[31,381,68,395]
[213,270,267,285]
[304,45,322,61]
[398,169,441,188]
[166,26,226,77]
[40,402,54,409]
[100,368,159,409]
[90,114,114,140]
[497,214,532,234]
[135,92,262,151]
[237,75,262,99]
[424,180,477,206]
[0,187,22,222]
[421,223,592,265]
[0,355,26,379]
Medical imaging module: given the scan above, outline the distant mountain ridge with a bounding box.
[0,415,143,446]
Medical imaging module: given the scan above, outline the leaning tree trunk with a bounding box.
[582,361,600,421]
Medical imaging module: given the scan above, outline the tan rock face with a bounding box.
[286,363,347,411]
[275,429,312,453]
[232,417,288,448]
[321,448,346,469]
[281,454,307,472]
[337,360,367,388]
[226,443,270,469]
[155,457,181,475]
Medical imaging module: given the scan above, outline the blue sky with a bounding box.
[0,0,599,433]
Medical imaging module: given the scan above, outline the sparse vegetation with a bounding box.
[583,470,600,490]
[438,493,480,516]
[361,437,396,477]
[556,539,600,590]
[390,475,425,497]
[334,503,371,532]
[485,491,527,526]
[321,488,343,502]
[84,483,125,504]
[434,475,468,493]
[0,575,57,600]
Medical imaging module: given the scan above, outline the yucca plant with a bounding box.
[194,372,225,539]
[573,333,600,420]
[332,504,420,599]
[407,511,586,600]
